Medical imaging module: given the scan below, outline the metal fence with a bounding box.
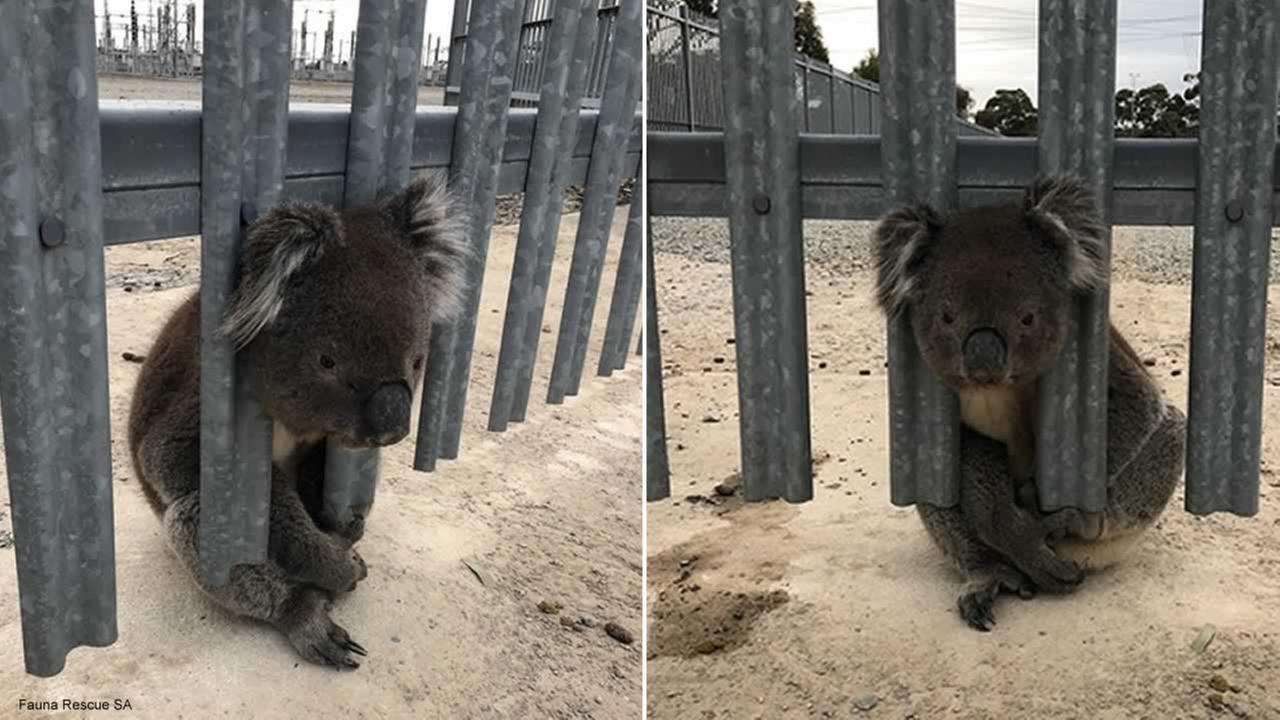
[0,0,641,678]
[645,0,994,136]
[444,0,622,108]
[646,0,1273,519]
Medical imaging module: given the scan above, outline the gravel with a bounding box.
[650,216,1280,285]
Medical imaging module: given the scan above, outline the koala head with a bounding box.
[222,173,467,448]
[873,176,1107,391]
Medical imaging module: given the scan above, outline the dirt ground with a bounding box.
[97,74,446,106]
[647,229,1280,719]
[0,207,642,719]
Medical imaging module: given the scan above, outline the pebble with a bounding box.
[713,483,737,497]
[1210,674,1230,693]
[604,622,634,645]
[853,694,879,712]
[537,599,563,614]
[559,616,577,629]
[579,615,596,628]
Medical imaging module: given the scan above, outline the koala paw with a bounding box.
[280,591,368,670]
[338,513,366,546]
[347,548,368,592]
[957,564,1034,632]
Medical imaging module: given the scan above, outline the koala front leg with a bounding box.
[959,428,1085,594]
[917,503,1036,631]
[269,467,368,593]
[162,492,368,668]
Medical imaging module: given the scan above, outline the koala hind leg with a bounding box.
[162,492,368,668]
[917,503,1035,631]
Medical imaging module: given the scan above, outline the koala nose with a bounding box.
[364,382,412,446]
[963,328,1007,383]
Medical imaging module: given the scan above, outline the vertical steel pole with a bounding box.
[488,0,595,432]
[415,0,524,469]
[444,0,469,106]
[716,0,813,502]
[598,172,644,376]
[680,5,696,131]
[1186,0,1278,516]
[1035,0,1116,513]
[0,0,118,677]
[646,235,672,501]
[507,3,601,422]
[545,0,643,404]
[880,0,960,508]
[329,0,427,523]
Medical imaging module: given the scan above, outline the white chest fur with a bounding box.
[958,383,1037,480]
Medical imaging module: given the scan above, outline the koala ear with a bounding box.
[382,173,470,322]
[1024,175,1108,291]
[873,203,943,317]
[221,204,344,349]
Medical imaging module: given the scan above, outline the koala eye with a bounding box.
[319,354,336,370]
[942,311,955,326]
[1021,312,1035,327]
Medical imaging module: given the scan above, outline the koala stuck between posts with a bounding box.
[127,174,466,668]
[873,176,1185,631]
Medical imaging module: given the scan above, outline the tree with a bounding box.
[1114,81,1198,138]
[685,0,716,17]
[974,88,1038,136]
[794,1,829,63]
[853,49,973,119]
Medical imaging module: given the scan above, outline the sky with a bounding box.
[93,0,456,65]
[814,0,1205,109]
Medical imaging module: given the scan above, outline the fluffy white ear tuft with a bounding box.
[384,173,471,323]
[221,204,345,349]
[873,204,943,317]
[1024,175,1108,291]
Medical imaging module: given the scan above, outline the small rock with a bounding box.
[853,694,879,712]
[693,639,722,654]
[817,361,828,369]
[121,352,146,363]
[0,530,13,549]
[537,599,563,614]
[1210,674,1230,693]
[713,483,736,497]
[1192,624,1217,654]
[1171,369,1183,377]
[390,635,401,643]
[1143,358,1157,367]
[604,622,634,645]
[579,615,596,628]
[713,356,726,364]
[701,413,721,423]
[559,616,577,629]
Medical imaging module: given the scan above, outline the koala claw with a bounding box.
[958,590,997,632]
[282,595,366,670]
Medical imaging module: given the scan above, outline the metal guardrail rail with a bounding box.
[0,0,641,677]
[646,0,1275,519]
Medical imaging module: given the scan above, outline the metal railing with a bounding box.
[444,0,622,108]
[646,0,1274,518]
[645,0,994,136]
[0,0,641,677]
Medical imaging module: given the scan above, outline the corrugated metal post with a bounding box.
[444,0,469,106]
[328,0,427,525]
[542,0,640,404]
[1186,0,1278,516]
[415,0,523,469]
[507,6,601,422]
[0,0,118,677]
[680,5,696,131]
[198,0,293,588]
[1034,0,1115,513]
[545,0,643,404]
[717,1,813,502]
[488,0,595,432]
[646,236,672,500]
[598,171,644,376]
[880,0,961,508]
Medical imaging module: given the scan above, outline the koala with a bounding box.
[873,176,1185,631]
[127,175,466,668]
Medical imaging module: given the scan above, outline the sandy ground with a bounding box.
[97,74,446,106]
[647,227,1280,719]
[0,207,643,719]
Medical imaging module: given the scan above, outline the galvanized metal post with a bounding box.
[444,0,470,106]
[507,7,602,422]
[1186,0,1279,516]
[680,5,696,131]
[328,0,427,525]
[488,0,596,432]
[546,0,643,404]
[198,0,292,589]
[880,0,961,508]
[1034,0,1115,513]
[415,0,524,469]
[0,0,118,677]
[646,236,672,500]
[598,172,644,376]
[717,0,813,502]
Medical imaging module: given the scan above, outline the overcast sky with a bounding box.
[93,0,455,64]
[815,0,1204,107]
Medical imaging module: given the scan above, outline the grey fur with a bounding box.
[873,175,1185,631]
[128,174,466,668]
